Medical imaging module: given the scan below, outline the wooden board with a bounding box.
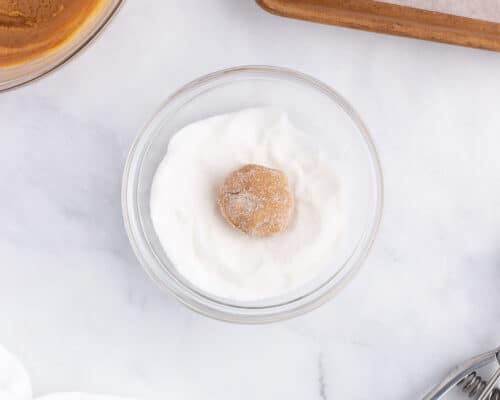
[256,0,500,51]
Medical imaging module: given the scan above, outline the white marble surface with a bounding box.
[1,1,500,399]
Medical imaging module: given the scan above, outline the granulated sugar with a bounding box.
[150,108,342,301]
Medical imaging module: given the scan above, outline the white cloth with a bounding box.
[38,394,134,400]
[384,0,500,23]
[0,345,31,400]
[0,345,135,400]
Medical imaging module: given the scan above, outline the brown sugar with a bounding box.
[0,0,106,68]
[217,164,294,237]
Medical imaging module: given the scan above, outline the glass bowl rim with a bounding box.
[0,0,124,93]
[122,65,384,323]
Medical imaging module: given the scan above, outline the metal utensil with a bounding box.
[423,347,500,400]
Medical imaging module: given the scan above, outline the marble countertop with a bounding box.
[1,1,500,399]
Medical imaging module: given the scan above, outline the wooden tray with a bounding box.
[257,0,500,51]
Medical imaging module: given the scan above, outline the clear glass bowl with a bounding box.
[122,66,383,323]
[0,0,123,92]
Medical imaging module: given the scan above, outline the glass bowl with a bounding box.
[0,0,123,92]
[122,65,383,323]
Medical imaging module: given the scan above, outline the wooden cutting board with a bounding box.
[257,0,500,51]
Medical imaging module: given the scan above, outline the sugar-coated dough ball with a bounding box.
[218,164,294,237]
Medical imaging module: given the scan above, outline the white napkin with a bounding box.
[38,395,134,400]
[383,0,500,23]
[0,345,136,400]
[0,345,31,400]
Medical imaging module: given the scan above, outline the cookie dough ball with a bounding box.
[217,164,294,237]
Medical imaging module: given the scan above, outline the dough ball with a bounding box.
[217,164,294,237]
